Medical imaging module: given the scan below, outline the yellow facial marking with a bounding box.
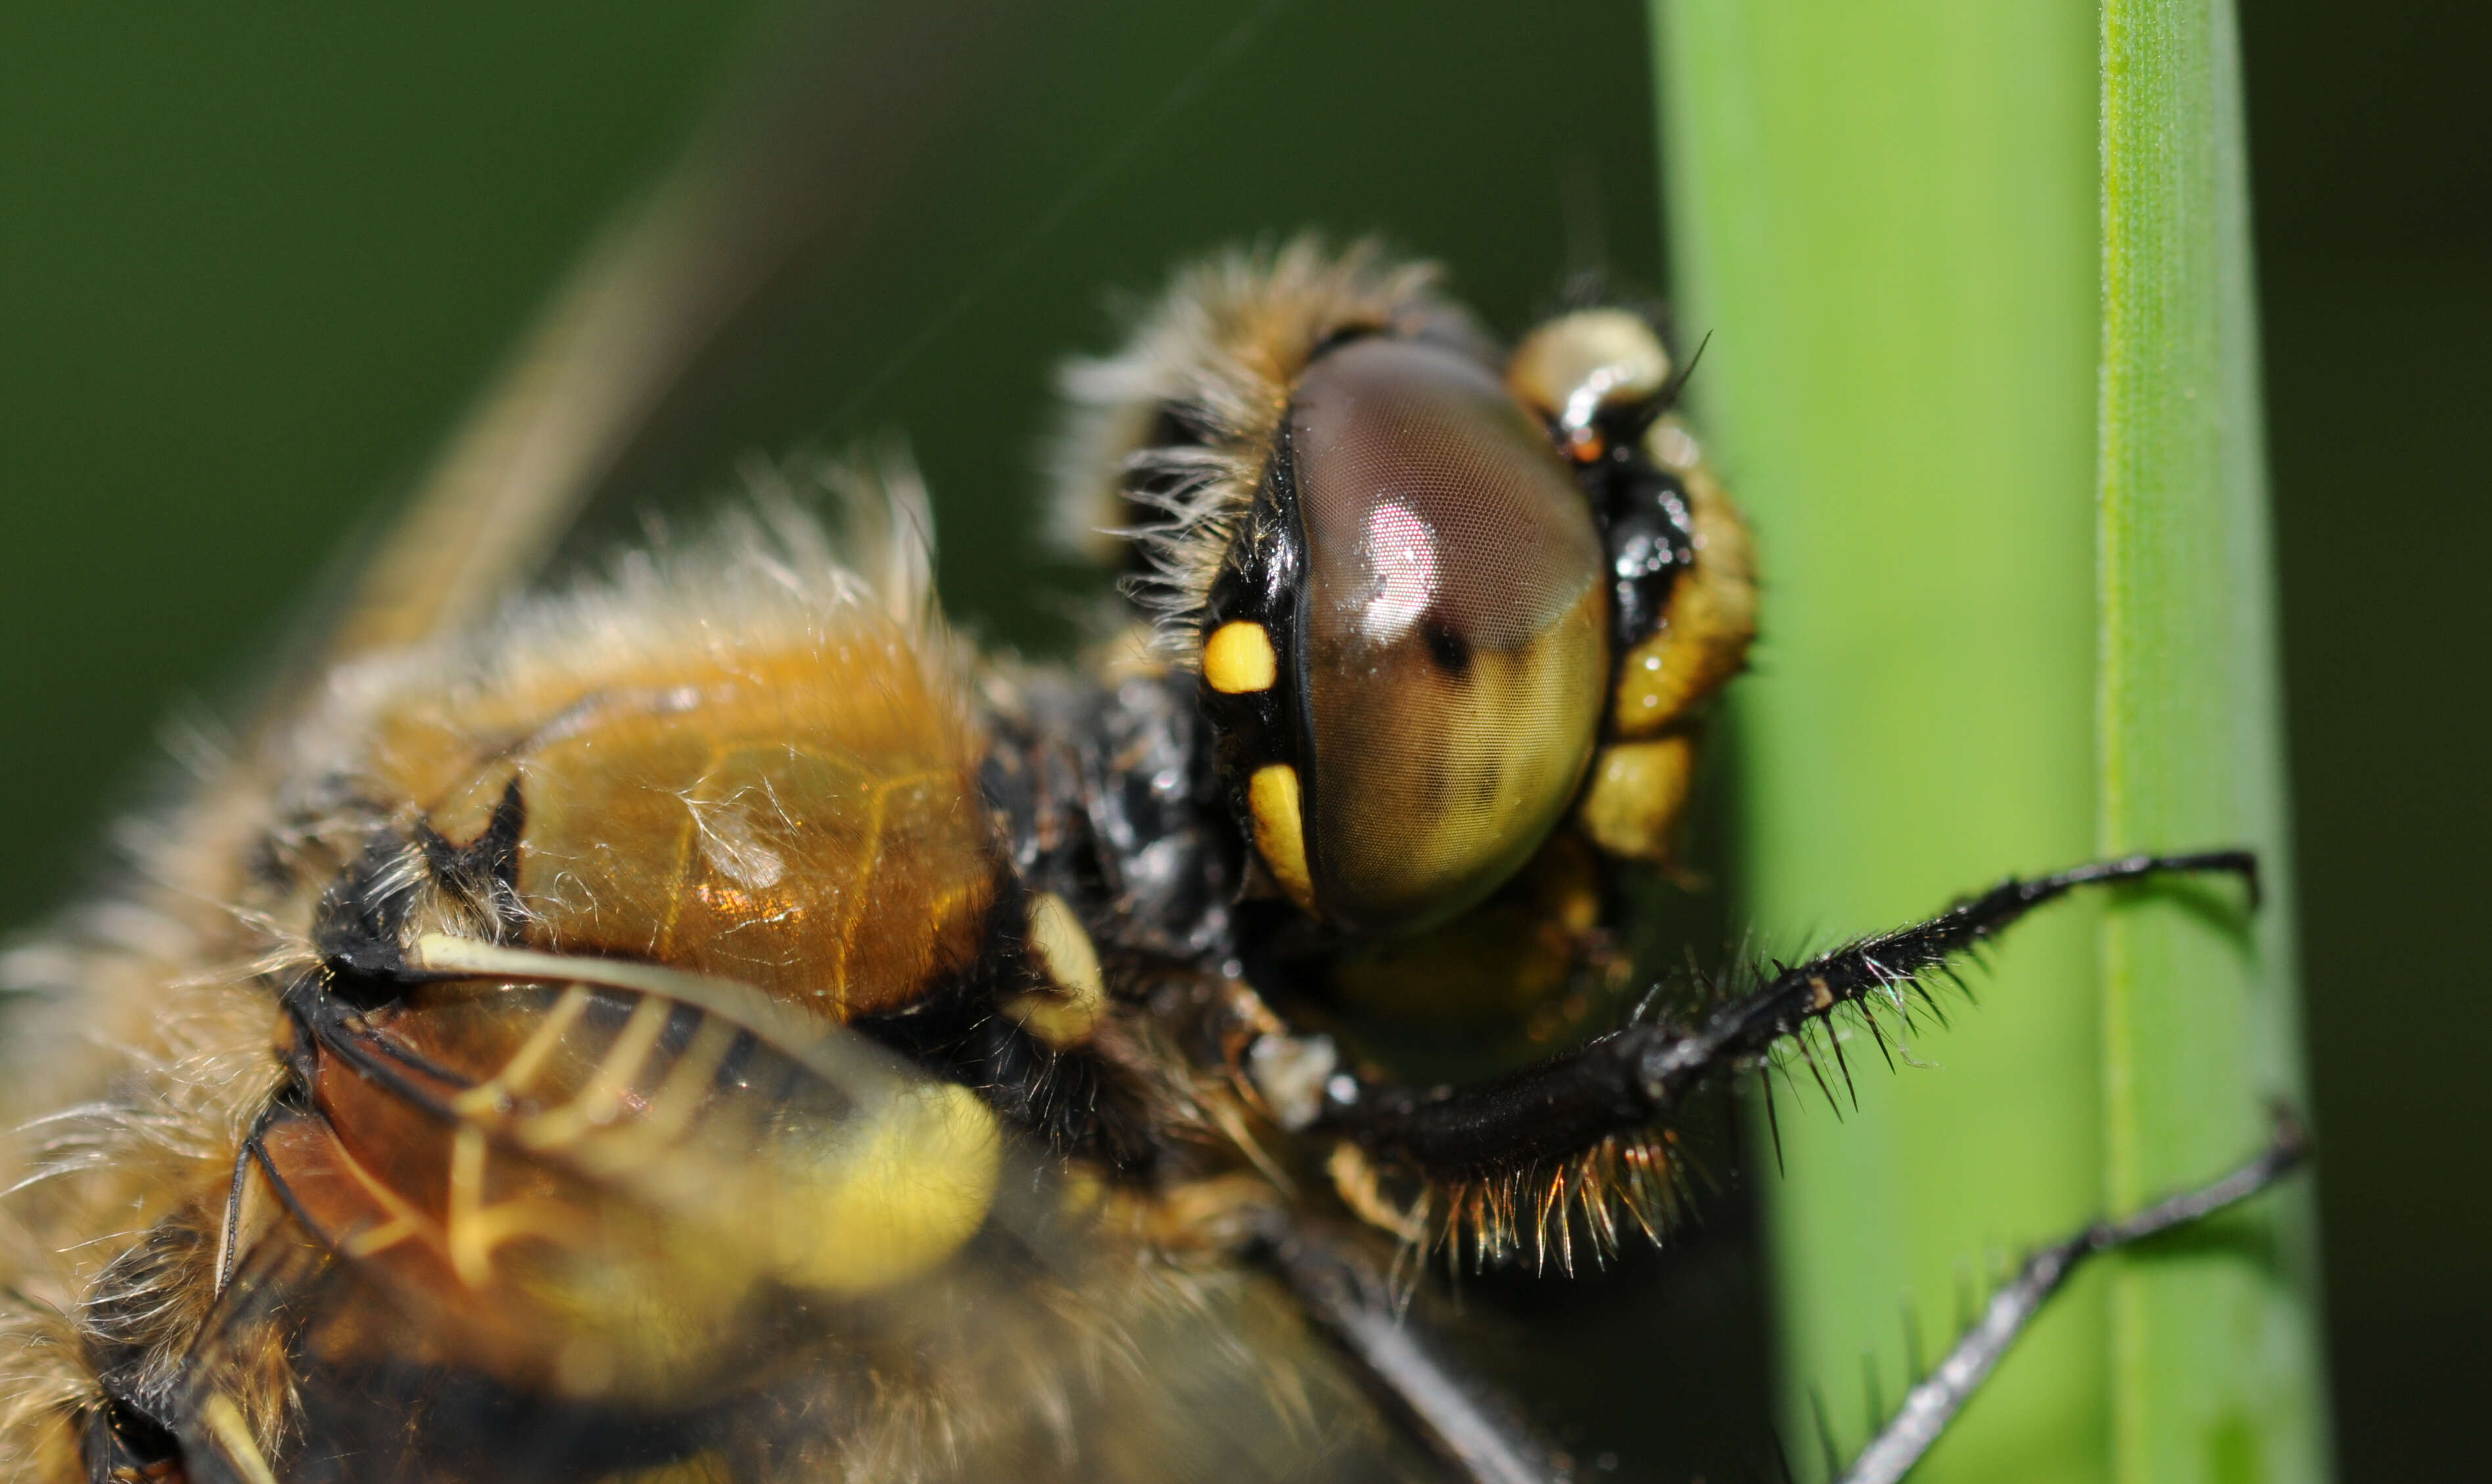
[1008,891,1108,1046]
[1248,762,1317,914]
[1506,308,1672,439]
[1203,620,1279,693]
[1576,735,1699,865]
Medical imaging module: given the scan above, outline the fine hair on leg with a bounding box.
[1316,850,2259,1182]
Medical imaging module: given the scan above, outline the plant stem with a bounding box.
[1652,0,2326,1478]
[2098,1,2328,1479]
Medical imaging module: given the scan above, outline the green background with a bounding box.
[0,2,2479,1479]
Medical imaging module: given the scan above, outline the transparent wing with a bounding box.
[167,946,1434,1484]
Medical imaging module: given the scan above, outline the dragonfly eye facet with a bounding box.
[1206,335,1609,937]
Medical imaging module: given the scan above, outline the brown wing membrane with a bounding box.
[166,948,1432,1484]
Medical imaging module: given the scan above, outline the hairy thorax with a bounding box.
[311,627,999,1018]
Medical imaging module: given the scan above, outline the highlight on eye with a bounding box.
[1269,336,1609,936]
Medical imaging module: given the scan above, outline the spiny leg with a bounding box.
[1268,851,2261,1483]
[1311,850,2259,1180]
[1834,1110,2309,1484]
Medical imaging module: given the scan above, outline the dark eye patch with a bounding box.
[1420,610,1472,678]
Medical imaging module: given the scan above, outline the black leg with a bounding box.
[1833,1110,2309,1484]
[1312,850,2257,1182]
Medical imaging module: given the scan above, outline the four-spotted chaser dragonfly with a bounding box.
[0,6,2303,1481]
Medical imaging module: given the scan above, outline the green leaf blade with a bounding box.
[2099,3,2328,1481]
[1653,0,2328,1478]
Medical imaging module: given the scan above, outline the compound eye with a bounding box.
[1289,338,1609,935]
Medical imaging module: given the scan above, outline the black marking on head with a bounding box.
[1505,297,1707,654]
[1419,609,1473,679]
[1200,411,1315,876]
[1599,466,1698,651]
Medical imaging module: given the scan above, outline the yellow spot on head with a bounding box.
[1506,308,1672,441]
[1249,763,1317,914]
[1575,736,1698,866]
[1203,620,1279,693]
